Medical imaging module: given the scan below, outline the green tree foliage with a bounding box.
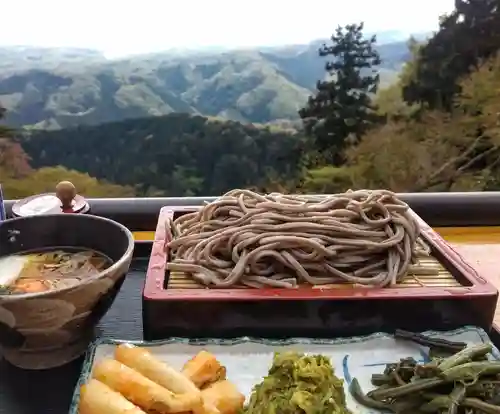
[0,104,136,199]
[402,0,500,110]
[339,52,500,192]
[376,38,422,119]
[302,166,354,194]
[3,166,136,199]
[299,22,382,162]
[21,113,308,196]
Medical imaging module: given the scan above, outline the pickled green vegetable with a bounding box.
[244,351,351,414]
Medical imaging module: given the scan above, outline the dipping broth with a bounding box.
[0,248,113,295]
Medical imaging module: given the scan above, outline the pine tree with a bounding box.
[299,22,382,163]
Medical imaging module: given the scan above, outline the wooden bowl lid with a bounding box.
[12,181,90,217]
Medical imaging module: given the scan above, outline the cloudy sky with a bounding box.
[1,0,455,58]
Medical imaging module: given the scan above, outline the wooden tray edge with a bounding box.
[143,206,499,301]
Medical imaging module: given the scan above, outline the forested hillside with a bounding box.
[0,36,419,129]
[21,114,307,196]
[20,36,500,197]
[0,107,135,198]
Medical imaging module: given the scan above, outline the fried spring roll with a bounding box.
[93,359,202,414]
[201,381,245,414]
[115,344,200,394]
[181,351,226,388]
[79,379,147,414]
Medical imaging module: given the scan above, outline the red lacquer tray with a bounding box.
[142,206,499,340]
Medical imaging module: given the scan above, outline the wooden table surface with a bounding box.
[436,227,500,326]
[0,228,497,413]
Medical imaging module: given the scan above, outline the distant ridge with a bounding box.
[0,30,428,128]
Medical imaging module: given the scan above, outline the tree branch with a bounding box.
[413,144,498,192]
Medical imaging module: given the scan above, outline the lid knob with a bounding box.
[55,181,76,210]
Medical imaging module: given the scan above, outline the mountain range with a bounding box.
[0,31,430,128]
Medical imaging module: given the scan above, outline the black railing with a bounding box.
[5,192,500,230]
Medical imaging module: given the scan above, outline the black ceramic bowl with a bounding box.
[0,214,134,369]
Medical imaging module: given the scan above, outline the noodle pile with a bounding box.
[166,189,429,288]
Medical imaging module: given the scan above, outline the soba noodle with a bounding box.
[166,189,429,288]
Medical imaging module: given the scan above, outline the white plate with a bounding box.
[69,326,499,414]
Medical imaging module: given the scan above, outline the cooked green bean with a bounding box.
[350,335,500,414]
[371,373,394,386]
[447,383,466,414]
[420,395,451,412]
[394,330,467,353]
[437,344,492,372]
[368,378,447,400]
[462,398,500,414]
[349,378,393,411]
[440,361,500,382]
